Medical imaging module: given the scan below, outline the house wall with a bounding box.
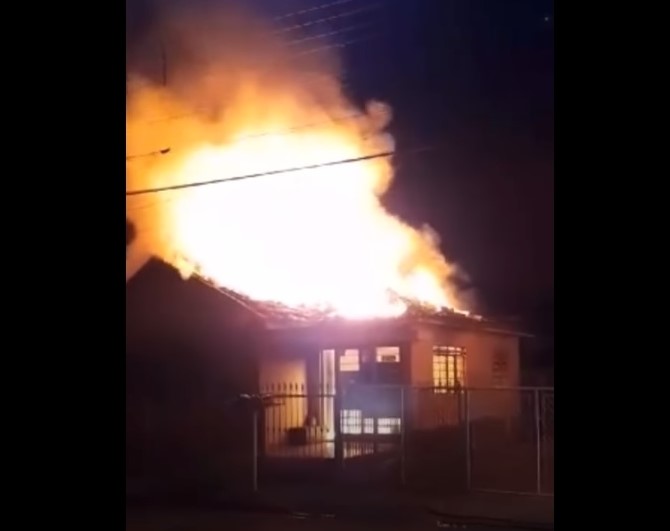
[408,323,521,429]
[260,323,415,441]
[264,322,415,391]
[268,320,414,353]
[259,357,308,394]
[258,347,309,447]
[257,319,522,442]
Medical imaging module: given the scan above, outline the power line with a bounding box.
[127,25,381,147]
[126,3,384,161]
[295,32,379,56]
[128,23,375,98]
[126,150,394,197]
[127,1,380,92]
[126,110,369,163]
[274,3,378,34]
[272,0,355,22]
[127,35,386,158]
[135,65,360,125]
[136,51,362,123]
[229,112,366,141]
[125,147,171,161]
[286,21,371,47]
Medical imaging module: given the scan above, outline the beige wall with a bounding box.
[259,355,308,446]
[409,324,521,427]
[410,324,519,387]
[257,321,523,438]
[259,357,307,393]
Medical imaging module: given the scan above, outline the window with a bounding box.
[340,412,401,435]
[363,418,375,434]
[341,409,362,434]
[341,412,401,435]
[377,418,402,435]
[432,346,466,393]
[339,349,360,372]
[492,350,508,386]
[376,346,400,363]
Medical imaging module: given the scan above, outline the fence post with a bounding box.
[252,409,258,492]
[333,351,344,468]
[400,385,406,486]
[334,388,343,467]
[465,388,471,491]
[534,388,542,495]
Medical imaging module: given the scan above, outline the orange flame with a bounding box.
[126,6,468,319]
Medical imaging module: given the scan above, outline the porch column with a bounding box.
[333,348,344,467]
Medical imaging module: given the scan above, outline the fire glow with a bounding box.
[126,6,469,319]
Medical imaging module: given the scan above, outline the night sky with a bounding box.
[127,0,554,330]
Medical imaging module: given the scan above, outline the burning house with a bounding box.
[127,258,526,485]
[201,278,525,461]
[126,7,532,490]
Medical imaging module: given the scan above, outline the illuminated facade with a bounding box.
[126,259,526,472]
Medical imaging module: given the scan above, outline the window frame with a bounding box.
[432,345,466,393]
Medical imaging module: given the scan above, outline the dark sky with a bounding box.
[347,0,554,320]
[127,0,554,324]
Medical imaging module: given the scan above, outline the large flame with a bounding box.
[126,5,468,319]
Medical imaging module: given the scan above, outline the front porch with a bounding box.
[258,345,406,462]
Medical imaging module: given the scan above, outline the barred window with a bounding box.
[492,349,508,386]
[432,346,466,393]
[377,417,402,434]
[340,409,362,434]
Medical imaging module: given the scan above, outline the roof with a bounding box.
[194,274,531,337]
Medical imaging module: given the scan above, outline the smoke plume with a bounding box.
[126,2,470,317]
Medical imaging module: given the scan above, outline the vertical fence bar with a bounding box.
[252,409,258,492]
[465,388,472,491]
[400,385,406,486]
[334,390,343,466]
[534,388,542,495]
[334,352,343,467]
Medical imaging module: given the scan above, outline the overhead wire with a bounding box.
[272,3,379,34]
[126,0,379,94]
[294,32,380,56]
[272,0,356,22]
[126,142,437,243]
[126,1,384,166]
[125,108,369,164]
[126,150,394,197]
[126,142,436,198]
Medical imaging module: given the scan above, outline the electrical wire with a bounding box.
[273,3,378,34]
[272,0,356,22]
[126,148,171,161]
[126,150,393,197]
[126,2,383,161]
[126,143,436,198]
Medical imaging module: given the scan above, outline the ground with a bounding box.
[127,510,431,531]
[127,490,553,531]
[127,510,550,531]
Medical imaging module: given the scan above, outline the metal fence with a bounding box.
[466,387,553,496]
[255,384,553,496]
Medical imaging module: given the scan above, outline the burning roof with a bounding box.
[126,6,471,322]
[194,273,489,331]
